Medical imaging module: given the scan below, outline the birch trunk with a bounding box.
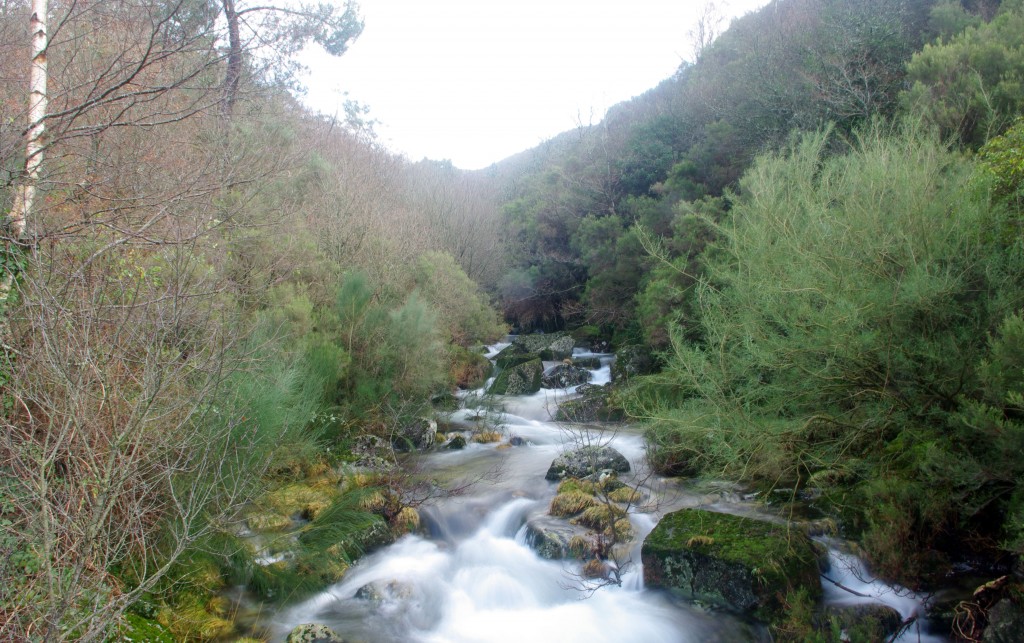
[2,0,47,312]
[9,0,48,241]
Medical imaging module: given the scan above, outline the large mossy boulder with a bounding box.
[554,384,625,422]
[642,509,822,622]
[488,357,543,395]
[610,345,657,382]
[541,363,591,389]
[545,445,630,481]
[492,344,537,370]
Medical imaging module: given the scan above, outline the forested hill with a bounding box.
[484,0,1024,595]
[487,0,1017,337]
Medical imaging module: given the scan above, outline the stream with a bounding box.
[240,344,947,642]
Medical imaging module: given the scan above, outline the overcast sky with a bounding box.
[299,0,772,169]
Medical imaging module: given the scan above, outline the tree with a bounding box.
[219,0,363,116]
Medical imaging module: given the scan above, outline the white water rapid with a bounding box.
[246,342,946,642]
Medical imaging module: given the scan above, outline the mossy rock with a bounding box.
[610,345,657,382]
[493,344,537,369]
[509,332,575,360]
[572,356,602,369]
[488,358,543,395]
[820,604,903,642]
[446,434,467,449]
[286,623,345,643]
[114,613,175,643]
[642,508,822,622]
[545,445,630,481]
[554,385,624,422]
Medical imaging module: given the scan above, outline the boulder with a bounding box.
[352,434,396,471]
[545,445,630,481]
[642,508,822,621]
[354,580,413,604]
[554,385,625,423]
[572,356,602,369]
[493,344,537,370]
[286,624,344,643]
[610,345,657,382]
[985,596,1024,642]
[488,358,543,395]
[392,417,437,452]
[524,516,596,559]
[508,332,575,361]
[446,434,467,450]
[542,364,591,389]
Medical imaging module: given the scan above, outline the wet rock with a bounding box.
[524,516,596,559]
[446,434,467,450]
[642,508,821,622]
[542,364,591,389]
[572,356,602,369]
[488,358,543,395]
[286,623,344,643]
[554,385,625,423]
[985,596,1024,642]
[355,580,414,604]
[610,345,657,382]
[393,417,437,452]
[508,435,526,446]
[822,604,903,641]
[507,332,576,361]
[545,445,630,481]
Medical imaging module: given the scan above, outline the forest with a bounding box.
[1,0,1023,641]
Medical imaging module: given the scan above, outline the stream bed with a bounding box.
[236,345,947,642]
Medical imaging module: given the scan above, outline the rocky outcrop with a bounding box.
[507,332,576,361]
[488,357,543,395]
[984,595,1024,642]
[286,624,344,643]
[541,363,591,389]
[642,509,822,621]
[554,384,625,422]
[355,580,414,604]
[545,445,630,481]
[610,345,657,382]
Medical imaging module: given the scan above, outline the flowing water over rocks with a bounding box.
[238,343,947,642]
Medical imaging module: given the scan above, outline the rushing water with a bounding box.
[243,344,946,642]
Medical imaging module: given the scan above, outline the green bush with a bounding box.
[631,123,1024,582]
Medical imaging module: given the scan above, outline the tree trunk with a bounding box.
[2,0,47,313]
[222,0,242,117]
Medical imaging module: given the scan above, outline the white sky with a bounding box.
[300,0,771,170]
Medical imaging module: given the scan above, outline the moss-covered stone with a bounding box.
[610,345,657,382]
[509,332,575,360]
[554,384,625,422]
[488,358,543,395]
[642,509,822,622]
[286,623,344,643]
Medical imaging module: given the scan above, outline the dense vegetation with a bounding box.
[495,0,1024,587]
[0,1,506,639]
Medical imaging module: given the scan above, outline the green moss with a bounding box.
[264,483,337,520]
[642,509,821,622]
[488,358,543,395]
[114,613,175,643]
